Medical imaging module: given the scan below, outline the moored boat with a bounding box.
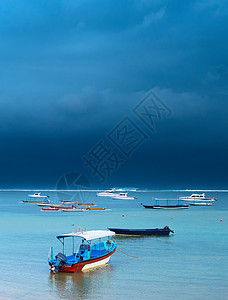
[48,229,117,273]
[85,207,107,211]
[179,193,217,201]
[61,200,95,206]
[42,207,60,211]
[111,192,137,200]
[23,193,50,204]
[108,226,174,236]
[189,202,212,206]
[141,198,189,209]
[96,188,117,197]
[142,204,189,209]
[62,208,86,212]
[28,192,49,198]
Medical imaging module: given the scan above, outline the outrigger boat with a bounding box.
[108,226,174,236]
[22,193,50,204]
[42,207,60,211]
[85,207,107,211]
[62,208,86,212]
[48,229,116,273]
[61,200,95,206]
[141,198,189,209]
[38,203,61,207]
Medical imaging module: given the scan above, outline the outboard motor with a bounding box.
[163,226,175,233]
[53,252,67,273]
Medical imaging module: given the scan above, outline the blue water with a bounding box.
[0,191,227,299]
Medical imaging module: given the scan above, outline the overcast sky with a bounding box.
[0,0,228,189]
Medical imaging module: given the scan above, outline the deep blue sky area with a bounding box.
[0,0,228,189]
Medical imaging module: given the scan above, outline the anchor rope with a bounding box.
[116,247,139,259]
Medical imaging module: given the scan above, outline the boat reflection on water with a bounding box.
[48,264,114,300]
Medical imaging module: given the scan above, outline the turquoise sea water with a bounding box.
[0,191,227,300]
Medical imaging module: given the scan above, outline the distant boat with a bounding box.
[85,207,107,211]
[108,226,174,236]
[23,193,50,204]
[42,207,60,211]
[142,204,189,209]
[38,203,62,207]
[48,229,116,273]
[179,193,217,201]
[28,193,49,198]
[111,192,137,200]
[62,207,108,212]
[76,202,96,206]
[41,205,76,211]
[60,200,95,206]
[96,188,117,197]
[62,208,86,212]
[141,198,189,209]
[189,202,213,206]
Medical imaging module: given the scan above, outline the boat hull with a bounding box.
[42,208,60,211]
[189,202,212,206]
[112,197,136,200]
[86,207,106,211]
[49,248,116,273]
[142,205,189,209]
[23,200,50,204]
[62,209,85,212]
[108,228,172,236]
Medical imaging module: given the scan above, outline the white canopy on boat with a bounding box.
[57,230,115,240]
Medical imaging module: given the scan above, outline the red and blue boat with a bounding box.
[48,229,117,273]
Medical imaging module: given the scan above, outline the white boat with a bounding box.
[62,208,86,212]
[28,193,49,198]
[189,202,213,206]
[111,192,137,200]
[23,193,50,203]
[179,193,217,202]
[97,188,117,197]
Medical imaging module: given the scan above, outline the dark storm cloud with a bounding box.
[0,0,227,187]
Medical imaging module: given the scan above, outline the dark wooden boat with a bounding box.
[108,226,174,236]
[142,204,189,209]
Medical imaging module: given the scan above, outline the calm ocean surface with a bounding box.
[0,191,227,300]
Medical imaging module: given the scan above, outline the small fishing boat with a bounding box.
[38,203,61,207]
[141,198,189,209]
[108,226,174,236]
[40,205,76,210]
[48,229,116,273]
[51,205,76,210]
[60,200,95,206]
[60,200,79,204]
[62,208,86,212]
[85,207,107,211]
[22,193,50,204]
[42,207,60,211]
[142,204,189,209]
[111,192,137,200]
[76,202,96,206]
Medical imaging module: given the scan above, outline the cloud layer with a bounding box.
[0,0,227,188]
